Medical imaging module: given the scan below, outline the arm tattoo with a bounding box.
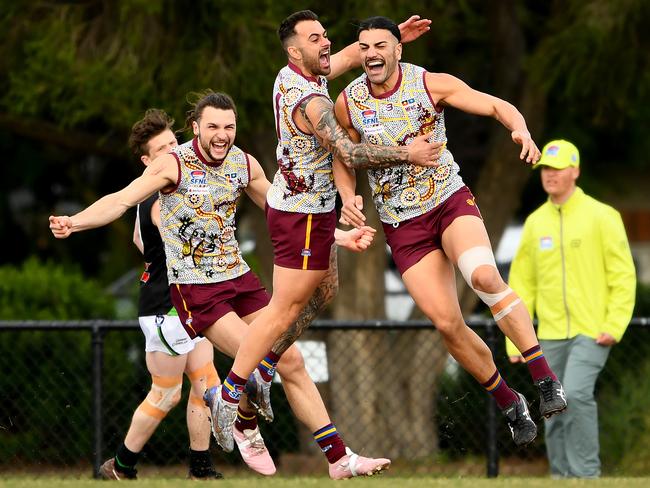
[298,97,410,170]
[271,244,339,355]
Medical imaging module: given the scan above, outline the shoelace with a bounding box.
[506,403,531,430]
[539,380,555,402]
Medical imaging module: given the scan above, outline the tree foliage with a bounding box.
[0,0,648,278]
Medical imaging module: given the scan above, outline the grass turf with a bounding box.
[2,477,650,488]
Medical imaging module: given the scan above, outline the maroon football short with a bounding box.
[382,186,483,275]
[170,271,270,338]
[265,204,336,271]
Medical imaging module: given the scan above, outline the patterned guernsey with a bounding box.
[343,63,465,224]
[159,138,250,284]
[267,62,336,214]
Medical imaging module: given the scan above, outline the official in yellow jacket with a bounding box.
[506,139,636,478]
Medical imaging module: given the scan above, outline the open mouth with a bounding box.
[211,141,228,153]
[319,49,330,68]
[366,59,385,76]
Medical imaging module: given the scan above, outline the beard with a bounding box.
[301,50,331,76]
[198,132,230,162]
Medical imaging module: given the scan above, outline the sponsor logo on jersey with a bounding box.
[190,170,207,185]
[363,124,384,136]
[301,248,312,257]
[362,109,379,125]
[402,98,418,112]
[540,236,553,250]
[224,172,238,183]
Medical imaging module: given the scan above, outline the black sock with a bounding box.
[189,449,221,478]
[115,443,139,472]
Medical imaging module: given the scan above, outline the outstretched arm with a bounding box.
[328,15,431,80]
[427,72,541,164]
[298,95,442,170]
[49,154,178,238]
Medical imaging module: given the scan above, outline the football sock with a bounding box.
[115,443,139,471]
[522,345,557,382]
[235,406,258,432]
[257,352,281,382]
[188,449,215,478]
[313,423,347,464]
[221,371,247,404]
[482,370,519,410]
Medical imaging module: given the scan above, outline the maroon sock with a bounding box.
[313,423,347,464]
[235,406,258,432]
[221,371,247,404]
[482,370,518,410]
[522,345,557,382]
[257,351,281,382]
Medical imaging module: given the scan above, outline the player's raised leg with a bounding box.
[442,215,567,418]
[212,266,327,450]
[203,312,276,475]
[402,248,537,447]
[247,244,341,422]
[275,343,391,478]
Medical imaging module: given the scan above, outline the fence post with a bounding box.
[91,323,105,478]
[485,320,499,478]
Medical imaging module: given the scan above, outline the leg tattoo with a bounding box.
[271,245,339,355]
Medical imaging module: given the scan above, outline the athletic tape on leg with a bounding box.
[137,375,182,419]
[457,246,520,320]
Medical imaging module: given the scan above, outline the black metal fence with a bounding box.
[1,318,649,478]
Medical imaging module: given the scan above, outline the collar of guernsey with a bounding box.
[158,138,251,285]
[343,62,465,225]
[267,63,337,214]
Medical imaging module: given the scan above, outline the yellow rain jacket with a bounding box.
[506,187,636,357]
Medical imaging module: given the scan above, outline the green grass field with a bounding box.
[2,476,650,488]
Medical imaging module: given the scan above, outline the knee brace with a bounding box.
[457,246,520,321]
[136,375,182,420]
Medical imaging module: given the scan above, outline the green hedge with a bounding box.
[0,257,298,467]
[0,258,115,464]
[0,257,115,320]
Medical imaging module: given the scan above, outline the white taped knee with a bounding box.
[457,246,497,289]
[148,382,182,413]
[457,246,520,320]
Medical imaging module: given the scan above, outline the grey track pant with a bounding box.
[540,335,611,478]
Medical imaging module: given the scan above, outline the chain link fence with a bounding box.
[1,319,649,478]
